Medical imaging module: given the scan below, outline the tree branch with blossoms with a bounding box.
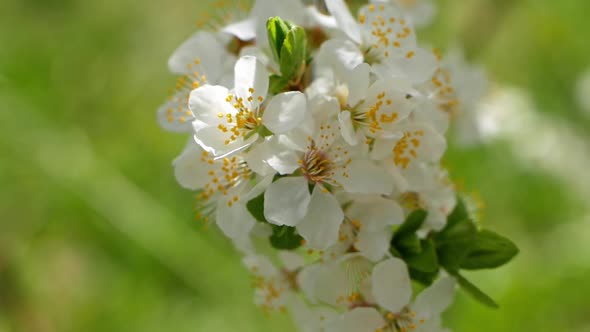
[157,0,518,331]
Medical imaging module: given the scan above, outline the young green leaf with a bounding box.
[279,26,307,80]
[267,17,292,64]
[460,230,519,270]
[454,273,499,308]
[269,225,303,250]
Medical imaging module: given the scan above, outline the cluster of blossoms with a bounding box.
[157,0,517,331]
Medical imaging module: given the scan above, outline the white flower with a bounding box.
[290,297,338,332]
[324,0,438,83]
[189,55,308,157]
[397,165,456,232]
[298,253,373,307]
[371,121,447,193]
[326,258,456,332]
[243,252,305,312]
[261,120,394,248]
[172,139,272,250]
[307,57,416,145]
[157,31,234,133]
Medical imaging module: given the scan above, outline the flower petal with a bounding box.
[189,85,234,121]
[264,176,311,226]
[413,276,456,318]
[234,56,269,108]
[326,307,385,332]
[337,160,394,194]
[168,31,224,79]
[157,97,194,133]
[345,63,371,107]
[263,91,307,134]
[297,186,344,249]
[222,18,257,41]
[372,257,412,313]
[216,201,256,240]
[338,111,359,146]
[172,140,210,190]
[325,0,362,43]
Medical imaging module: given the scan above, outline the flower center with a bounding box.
[358,4,415,63]
[299,142,334,183]
[218,88,266,145]
[393,130,424,169]
[197,151,252,207]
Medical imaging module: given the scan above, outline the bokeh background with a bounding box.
[1,0,589,331]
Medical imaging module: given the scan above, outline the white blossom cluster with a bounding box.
[158,0,489,331]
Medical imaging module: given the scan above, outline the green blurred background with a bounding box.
[1,0,589,331]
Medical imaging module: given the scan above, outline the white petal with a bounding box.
[326,307,385,332]
[168,31,224,79]
[345,63,371,106]
[413,276,456,318]
[279,251,305,271]
[338,111,359,146]
[372,257,412,313]
[337,160,394,194]
[157,97,194,133]
[325,0,362,43]
[356,229,392,261]
[349,196,405,231]
[222,18,257,41]
[317,39,364,76]
[243,255,278,278]
[263,91,307,134]
[261,137,301,174]
[297,186,344,249]
[215,201,256,240]
[399,47,438,84]
[234,56,269,108]
[242,140,275,176]
[189,84,234,119]
[172,140,210,190]
[264,176,311,226]
[290,296,338,332]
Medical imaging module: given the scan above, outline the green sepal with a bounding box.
[405,239,439,273]
[395,209,427,238]
[453,273,500,308]
[409,268,439,286]
[269,225,303,250]
[246,192,267,223]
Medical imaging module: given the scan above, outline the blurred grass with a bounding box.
[1,0,589,331]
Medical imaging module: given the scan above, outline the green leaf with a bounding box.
[460,230,519,270]
[279,26,307,80]
[269,225,303,250]
[454,273,499,308]
[267,17,292,64]
[436,239,473,273]
[395,209,427,238]
[246,193,268,223]
[405,239,439,273]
